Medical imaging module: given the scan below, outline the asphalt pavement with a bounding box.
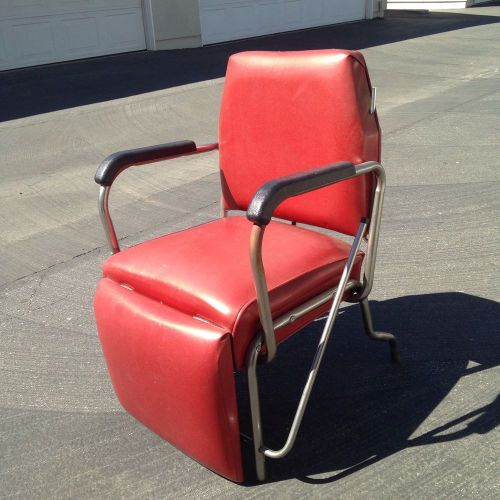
[0,6,499,499]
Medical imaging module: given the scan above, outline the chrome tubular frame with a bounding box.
[98,185,120,254]
[97,143,219,254]
[273,280,360,332]
[249,225,277,362]
[266,220,366,459]
[246,161,387,480]
[355,161,386,301]
[370,86,377,115]
[246,334,266,480]
[247,220,367,480]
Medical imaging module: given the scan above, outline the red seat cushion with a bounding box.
[103,216,362,367]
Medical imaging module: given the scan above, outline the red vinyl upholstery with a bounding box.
[220,50,380,236]
[95,279,243,481]
[102,217,363,369]
[94,49,379,482]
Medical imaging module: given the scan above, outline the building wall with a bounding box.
[374,0,389,17]
[387,0,487,9]
[148,0,201,50]
[148,0,385,50]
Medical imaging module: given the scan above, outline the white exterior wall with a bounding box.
[144,0,201,50]
[1,0,385,70]
[199,0,376,45]
[0,0,146,71]
[387,0,488,9]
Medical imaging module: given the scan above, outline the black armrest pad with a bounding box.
[247,161,356,225]
[95,140,197,186]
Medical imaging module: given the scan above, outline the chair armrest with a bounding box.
[96,140,218,254]
[95,140,197,186]
[246,161,356,226]
[247,161,384,363]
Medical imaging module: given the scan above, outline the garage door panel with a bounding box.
[47,1,141,15]
[323,0,366,22]
[0,27,6,65]
[4,19,55,63]
[201,8,226,42]
[48,0,97,13]
[56,15,100,56]
[0,1,48,19]
[0,1,145,71]
[99,11,146,51]
[258,2,283,33]
[231,5,254,37]
[200,0,368,45]
[283,0,303,29]
[306,0,325,24]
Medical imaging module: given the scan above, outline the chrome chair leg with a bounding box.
[359,298,400,363]
[246,336,267,481]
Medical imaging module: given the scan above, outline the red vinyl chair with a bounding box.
[94,49,399,482]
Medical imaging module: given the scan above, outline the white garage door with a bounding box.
[200,0,368,45]
[0,1,146,71]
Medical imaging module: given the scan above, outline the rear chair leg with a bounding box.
[359,298,400,363]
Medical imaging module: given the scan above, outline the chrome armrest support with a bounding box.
[354,161,386,301]
[97,142,218,254]
[249,225,278,362]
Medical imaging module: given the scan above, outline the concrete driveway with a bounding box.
[1,6,499,499]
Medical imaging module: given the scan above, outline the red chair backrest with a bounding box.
[219,49,381,236]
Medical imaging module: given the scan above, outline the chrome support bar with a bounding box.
[272,280,360,332]
[247,219,367,479]
[370,86,377,114]
[249,225,277,362]
[263,219,367,459]
[220,199,228,218]
[195,143,219,154]
[98,185,120,254]
[246,335,266,481]
[353,162,385,300]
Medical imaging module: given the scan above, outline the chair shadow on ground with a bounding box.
[236,292,499,484]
